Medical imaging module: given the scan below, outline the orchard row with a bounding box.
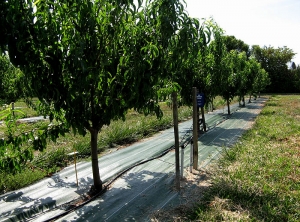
[0,0,297,190]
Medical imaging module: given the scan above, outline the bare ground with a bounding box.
[150,169,212,221]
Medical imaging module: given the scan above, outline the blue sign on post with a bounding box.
[197,93,205,108]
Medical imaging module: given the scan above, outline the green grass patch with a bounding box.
[0,168,47,193]
[190,95,300,221]
[0,99,39,118]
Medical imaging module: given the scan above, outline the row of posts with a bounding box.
[173,87,206,190]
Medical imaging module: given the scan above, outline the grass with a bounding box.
[0,99,39,118]
[190,95,300,221]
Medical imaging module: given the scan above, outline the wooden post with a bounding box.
[180,145,184,178]
[192,87,198,169]
[172,92,180,190]
[12,102,15,117]
[74,151,78,186]
[201,106,206,132]
[68,151,79,186]
[190,140,193,172]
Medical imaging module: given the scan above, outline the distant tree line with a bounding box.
[251,45,298,93]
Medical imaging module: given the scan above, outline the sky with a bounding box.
[184,0,300,65]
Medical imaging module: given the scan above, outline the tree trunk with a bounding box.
[227,99,230,115]
[90,128,103,191]
[242,95,245,107]
[248,94,252,103]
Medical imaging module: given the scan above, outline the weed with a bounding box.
[0,169,46,195]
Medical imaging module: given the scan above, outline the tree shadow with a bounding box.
[218,107,260,129]
[0,174,94,221]
[58,170,175,221]
[47,174,93,195]
[199,127,246,146]
[0,194,56,221]
[58,168,211,222]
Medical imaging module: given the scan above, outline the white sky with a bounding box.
[184,0,300,65]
